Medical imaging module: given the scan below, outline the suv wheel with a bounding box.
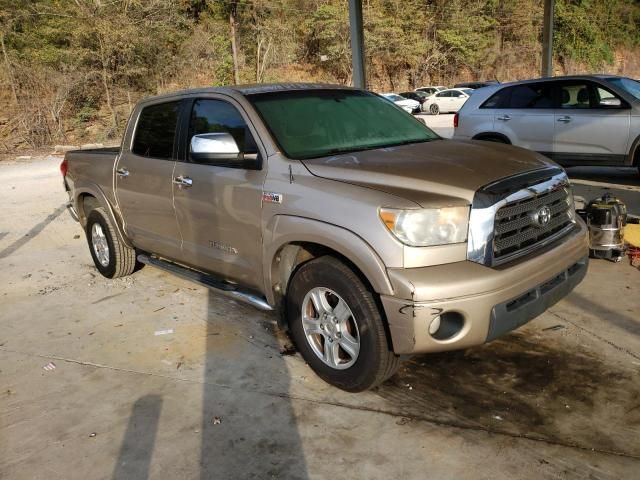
[429,103,440,115]
[86,207,136,279]
[287,256,401,392]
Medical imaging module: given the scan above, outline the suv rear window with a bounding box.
[132,101,181,159]
[481,83,553,109]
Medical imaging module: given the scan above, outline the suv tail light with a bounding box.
[60,158,68,177]
[453,113,459,128]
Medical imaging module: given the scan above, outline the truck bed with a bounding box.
[64,146,121,212]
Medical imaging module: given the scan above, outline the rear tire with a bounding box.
[287,256,401,392]
[86,207,136,279]
[430,103,440,115]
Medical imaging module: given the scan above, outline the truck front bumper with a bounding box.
[380,219,589,354]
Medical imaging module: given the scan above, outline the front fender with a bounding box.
[263,215,394,305]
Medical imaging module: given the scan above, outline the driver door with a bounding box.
[172,97,266,290]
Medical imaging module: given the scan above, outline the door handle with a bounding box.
[116,168,129,177]
[557,116,572,123]
[497,115,511,121]
[173,175,193,188]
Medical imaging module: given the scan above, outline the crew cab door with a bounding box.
[552,80,631,165]
[172,97,266,290]
[115,100,182,260]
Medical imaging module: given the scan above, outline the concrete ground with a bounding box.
[1,154,639,480]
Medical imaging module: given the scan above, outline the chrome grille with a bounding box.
[493,184,573,264]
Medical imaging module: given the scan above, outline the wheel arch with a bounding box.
[629,133,640,166]
[472,132,512,144]
[74,187,133,248]
[263,216,394,328]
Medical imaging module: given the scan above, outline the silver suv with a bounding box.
[453,75,640,173]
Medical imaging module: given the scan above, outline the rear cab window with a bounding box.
[132,101,181,159]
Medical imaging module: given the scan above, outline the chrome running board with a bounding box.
[137,254,273,311]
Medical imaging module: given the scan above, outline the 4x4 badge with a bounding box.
[262,192,283,204]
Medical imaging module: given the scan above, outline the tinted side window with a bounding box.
[132,102,180,159]
[509,83,554,108]
[189,99,257,159]
[481,88,511,108]
[558,82,591,109]
[437,91,449,98]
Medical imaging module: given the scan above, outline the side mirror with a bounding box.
[190,132,260,168]
[599,97,622,108]
[191,133,240,161]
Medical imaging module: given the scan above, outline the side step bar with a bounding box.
[137,254,273,311]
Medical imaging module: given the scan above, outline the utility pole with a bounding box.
[541,0,555,77]
[348,0,366,89]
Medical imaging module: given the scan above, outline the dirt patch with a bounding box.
[376,333,640,456]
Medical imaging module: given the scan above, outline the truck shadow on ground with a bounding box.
[199,292,310,480]
[374,333,640,457]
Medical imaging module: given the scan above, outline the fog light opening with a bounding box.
[429,312,464,341]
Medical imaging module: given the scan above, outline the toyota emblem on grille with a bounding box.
[533,205,552,227]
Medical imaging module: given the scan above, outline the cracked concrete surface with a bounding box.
[1,155,639,479]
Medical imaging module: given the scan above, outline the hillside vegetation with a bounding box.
[1,0,639,150]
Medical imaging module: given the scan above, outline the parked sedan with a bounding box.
[381,93,421,114]
[452,75,640,173]
[423,88,474,115]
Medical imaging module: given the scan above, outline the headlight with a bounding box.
[379,206,470,247]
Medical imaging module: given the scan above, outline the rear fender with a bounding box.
[73,183,133,248]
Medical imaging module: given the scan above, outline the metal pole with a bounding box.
[541,0,555,77]
[348,0,366,89]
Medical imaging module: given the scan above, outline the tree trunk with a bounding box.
[256,36,262,83]
[0,32,18,104]
[98,35,117,129]
[258,39,271,83]
[229,5,240,85]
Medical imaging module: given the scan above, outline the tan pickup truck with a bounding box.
[62,84,589,391]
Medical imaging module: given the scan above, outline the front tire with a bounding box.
[86,207,136,279]
[287,256,401,392]
[430,103,440,115]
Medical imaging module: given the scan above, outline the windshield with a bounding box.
[383,94,405,102]
[606,77,640,101]
[460,88,474,95]
[249,89,439,159]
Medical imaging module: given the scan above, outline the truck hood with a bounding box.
[301,139,557,207]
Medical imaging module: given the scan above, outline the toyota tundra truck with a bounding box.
[62,84,589,392]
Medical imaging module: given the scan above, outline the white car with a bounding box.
[423,88,474,115]
[415,86,447,96]
[381,93,421,114]
[452,75,640,172]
